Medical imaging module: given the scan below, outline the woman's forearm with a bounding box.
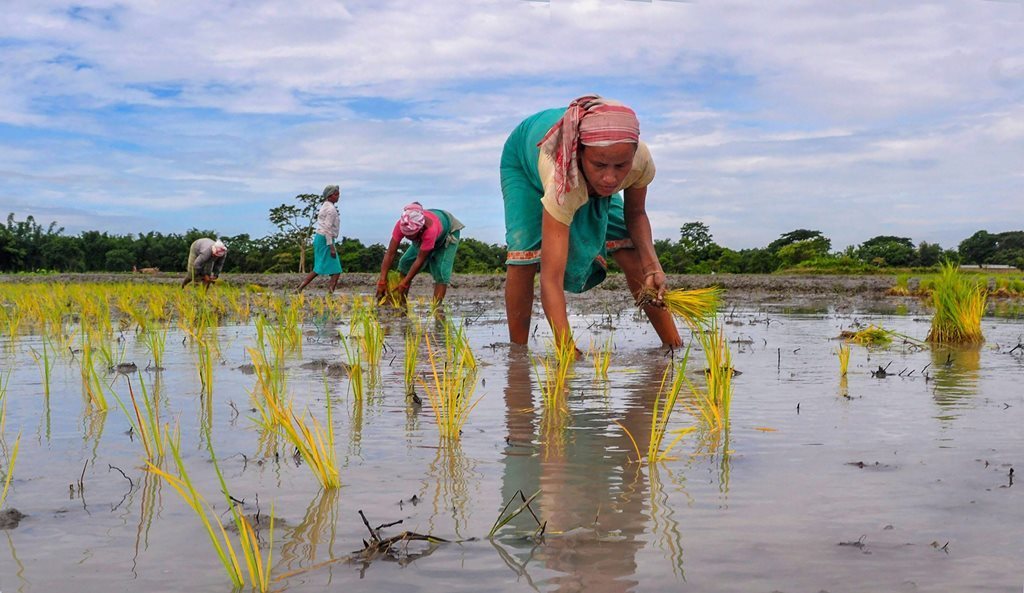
[623,187,663,273]
[540,271,572,345]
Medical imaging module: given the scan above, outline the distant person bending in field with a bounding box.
[181,238,227,290]
[500,94,681,350]
[375,202,464,305]
[296,184,343,294]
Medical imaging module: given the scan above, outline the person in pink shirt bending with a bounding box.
[375,202,464,305]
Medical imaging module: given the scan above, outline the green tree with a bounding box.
[768,229,830,254]
[915,241,944,267]
[856,235,915,267]
[958,230,997,264]
[777,237,831,267]
[269,194,320,273]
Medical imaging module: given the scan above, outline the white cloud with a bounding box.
[0,0,1021,253]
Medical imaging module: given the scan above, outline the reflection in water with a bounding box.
[647,465,686,579]
[279,488,340,574]
[929,346,981,420]
[5,530,28,592]
[132,471,163,576]
[80,405,107,466]
[497,351,685,592]
[425,441,477,539]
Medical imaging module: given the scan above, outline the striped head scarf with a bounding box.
[399,202,426,237]
[537,95,640,205]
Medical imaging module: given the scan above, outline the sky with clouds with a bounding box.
[1,0,1022,251]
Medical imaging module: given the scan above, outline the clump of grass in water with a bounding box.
[837,343,851,377]
[926,262,987,344]
[887,274,912,296]
[638,286,720,330]
[147,424,274,591]
[420,334,482,441]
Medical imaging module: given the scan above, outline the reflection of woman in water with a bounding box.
[498,351,672,592]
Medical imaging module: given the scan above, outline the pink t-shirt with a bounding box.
[391,210,442,251]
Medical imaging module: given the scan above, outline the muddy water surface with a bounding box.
[0,299,1021,593]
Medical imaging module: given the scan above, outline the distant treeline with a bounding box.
[1,213,1021,275]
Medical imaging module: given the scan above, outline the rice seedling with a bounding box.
[246,344,289,431]
[443,318,476,372]
[182,320,218,398]
[208,446,274,591]
[147,424,274,591]
[1,307,23,352]
[404,319,424,396]
[1,433,21,508]
[354,308,386,377]
[590,335,613,380]
[111,376,163,463]
[261,380,341,489]
[685,323,733,434]
[837,343,851,377]
[420,334,482,441]
[140,323,168,370]
[28,337,54,399]
[340,332,364,401]
[532,340,575,410]
[77,329,109,411]
[647,355,697,463]
[927,262,987,344]
[0,370,9,434]
[637,286,720,330]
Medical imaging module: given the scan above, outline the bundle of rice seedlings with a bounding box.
[638,286,721,330]
[848,325,892,346]
[926,262,986,344]
[378,270,405,308]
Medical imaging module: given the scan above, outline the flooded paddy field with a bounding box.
[0,277,1021,593]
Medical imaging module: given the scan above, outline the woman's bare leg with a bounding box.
[432,283,447,304]
[506,264,537,344]
[611,249,682,348]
